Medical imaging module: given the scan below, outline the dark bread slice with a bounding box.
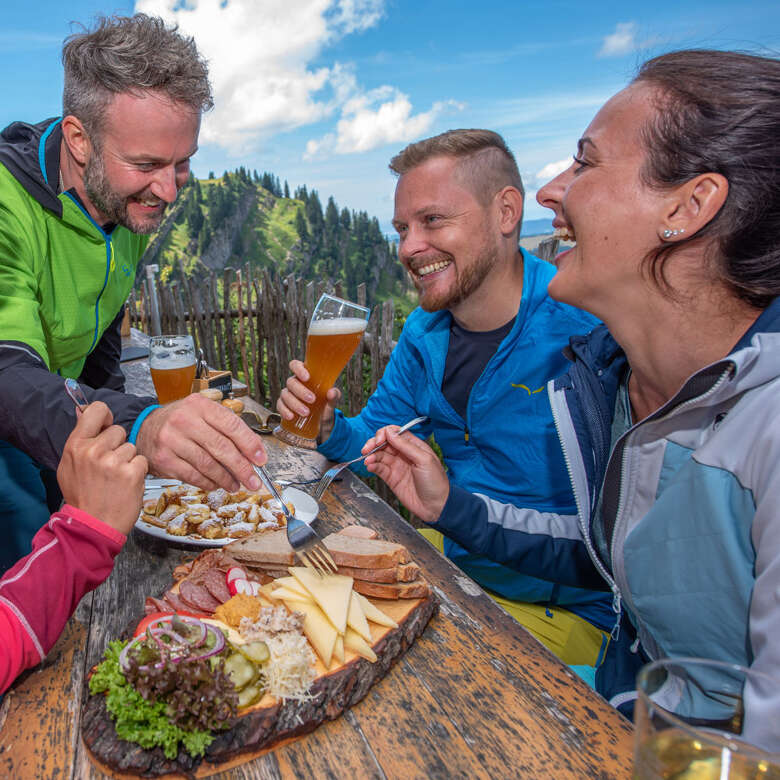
[335,562,420,583]
[321,533,410,569]
[225,529,295,565]
[227,530,410,570]
[337,524,379,540]
[352,577,431,599]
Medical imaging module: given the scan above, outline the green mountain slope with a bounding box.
[140,168,410,306]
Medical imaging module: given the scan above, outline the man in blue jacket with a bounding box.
[278,129,612,666]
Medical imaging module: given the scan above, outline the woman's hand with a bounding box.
[57,402,148,535]
[362,426,450,523]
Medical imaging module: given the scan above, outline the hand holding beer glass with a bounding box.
[149,335,197,404]
[274,294,369,449]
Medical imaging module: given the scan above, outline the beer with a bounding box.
[280,317,367,441]
[634,729,780,779]
[149,335,196,404]
[150,362,197,404]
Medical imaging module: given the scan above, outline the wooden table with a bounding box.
[0,349,635,779]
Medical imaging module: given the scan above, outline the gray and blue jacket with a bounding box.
[432,298,780,748]
[319,251,613,628]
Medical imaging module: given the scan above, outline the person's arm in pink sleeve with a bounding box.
[0,401,147,693]
[0,506,125,693]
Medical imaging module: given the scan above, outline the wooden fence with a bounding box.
[128,262,396,417]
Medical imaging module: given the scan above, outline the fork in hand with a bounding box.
[311,415,428,501]
[252,464,337,577]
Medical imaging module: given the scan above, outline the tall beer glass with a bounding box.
[634,657,780,779]
[149,334,197,404]
[274,293,369,449]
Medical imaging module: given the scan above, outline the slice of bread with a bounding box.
[225,529,295,565]
[321,533,410,569]
[226,529,411,571]
[352,577,431,599]
[337,525,379,540]
[334,562,421,583]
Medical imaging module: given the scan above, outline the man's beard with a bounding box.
[83,151,166,234]
[414,240,498,313]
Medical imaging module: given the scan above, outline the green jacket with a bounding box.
[0,118,154,469]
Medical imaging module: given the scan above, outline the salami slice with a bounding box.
[178,580,221,613]
[162,589,190,613]
[144,597,170,615]
[202,567,231,603]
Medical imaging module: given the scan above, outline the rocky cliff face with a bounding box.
[199,188,258,271]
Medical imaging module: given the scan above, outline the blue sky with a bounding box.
[2,1,778,235]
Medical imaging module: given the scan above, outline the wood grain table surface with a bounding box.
[0,342,635,779]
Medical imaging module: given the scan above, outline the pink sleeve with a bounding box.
[0,505,126,693]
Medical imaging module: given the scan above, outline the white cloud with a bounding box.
[305,90,463,158]
[535,158,571,183]
[598,21,637,58]
[134,0,442,159]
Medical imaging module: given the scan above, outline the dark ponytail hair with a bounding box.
[634,49,780,308]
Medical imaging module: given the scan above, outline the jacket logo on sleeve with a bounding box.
[511,383,545,395]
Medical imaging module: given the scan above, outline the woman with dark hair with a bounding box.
[361,49,780,747]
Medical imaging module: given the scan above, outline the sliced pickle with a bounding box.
[236,682,264,709]
[224,652,256,690]
[238,640,269,664]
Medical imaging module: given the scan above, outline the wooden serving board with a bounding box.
[81,593,437,779]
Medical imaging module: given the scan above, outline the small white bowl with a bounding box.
[281,486,320,525]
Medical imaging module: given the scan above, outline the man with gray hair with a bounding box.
[278,129,613,668]
[0,14,268,572]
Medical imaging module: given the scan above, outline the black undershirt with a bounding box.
[441,317,514,420]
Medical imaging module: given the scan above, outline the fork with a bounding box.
[311,415,427,501]
[252,463,338,577]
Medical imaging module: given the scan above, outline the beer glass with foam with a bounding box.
[149,335,197,404]
[633,657,780,778]
[274,293,369,449]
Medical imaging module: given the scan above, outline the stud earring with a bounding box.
[662,228,685,239]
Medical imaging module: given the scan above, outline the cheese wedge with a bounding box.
[354,592,398,628]
[272,576,310,598]
[346,591,372,642]
[270,587,313,603]
[282,599,338,667]
[333,634,345,665]
[289,567,353,635]
[344,627,377,662]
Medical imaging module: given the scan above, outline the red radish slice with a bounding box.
[226,566,248,596]
[226,566,246,584]
[233,578,260,596]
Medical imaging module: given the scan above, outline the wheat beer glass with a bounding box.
[634,657,780,779]
[149,335,197,404]
[274,293,369,449]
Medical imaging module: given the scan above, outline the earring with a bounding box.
[662,228,685,239]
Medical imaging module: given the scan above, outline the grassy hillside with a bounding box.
[143,169,409,307]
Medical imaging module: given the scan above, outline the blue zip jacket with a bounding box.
[432,299,780,747]
[320,250,613,628]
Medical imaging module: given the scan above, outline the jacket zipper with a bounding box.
[61,191,114,356]
[548,384,623,639]
[608,366,733,637]
[88,236,114,354]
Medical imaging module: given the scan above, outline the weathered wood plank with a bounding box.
[0,615,89,780]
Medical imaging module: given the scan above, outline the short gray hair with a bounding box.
[389,129,524,204]
[62,14,213,141]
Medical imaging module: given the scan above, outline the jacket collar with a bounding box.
[0,118,63,217]
[732,296,780,351]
